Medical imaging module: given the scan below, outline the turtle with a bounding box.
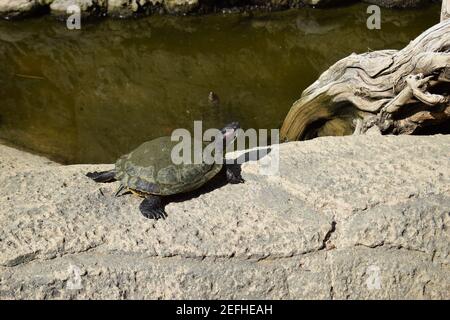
[86,122,243,220]
[208,91,220,108]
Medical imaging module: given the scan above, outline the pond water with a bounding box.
[0,3,441,164]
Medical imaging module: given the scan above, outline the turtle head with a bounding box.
[217,122,240,152]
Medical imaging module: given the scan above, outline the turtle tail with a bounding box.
[86,170,116,183]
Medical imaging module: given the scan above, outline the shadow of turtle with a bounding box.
[162,148,273,209]
[108,147,273,218]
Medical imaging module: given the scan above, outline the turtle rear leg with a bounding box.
[86,170,116,183]
[139,195,167,220]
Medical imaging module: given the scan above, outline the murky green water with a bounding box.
[0,3,441,164]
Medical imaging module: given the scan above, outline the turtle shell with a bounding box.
[114,136,222,196]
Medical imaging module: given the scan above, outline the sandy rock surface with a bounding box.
[0,135,449,299]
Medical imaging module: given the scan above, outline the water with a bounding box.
[0,3,441,164]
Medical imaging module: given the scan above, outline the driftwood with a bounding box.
[442,0,450,22]
[280,2,450,141]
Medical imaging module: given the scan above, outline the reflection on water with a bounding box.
[0,3,441,164]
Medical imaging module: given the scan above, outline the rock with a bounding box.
[0,0,441,19]
[0,135,449,299]
[49,0,106,17]
[108,0,163,18]
[48,0,193,17]
[0,0,40,18]
[164,0,199,14]
[107,0,140,18]
[362,0,429,8]
[301,0,341,6]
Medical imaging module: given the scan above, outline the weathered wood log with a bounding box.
[280,11,450,141]
[442,0,450,21]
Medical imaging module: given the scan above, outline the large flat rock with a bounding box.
[0,135,449,299]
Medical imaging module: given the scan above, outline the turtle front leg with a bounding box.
[225,164,244,184]
[139,195,167,220]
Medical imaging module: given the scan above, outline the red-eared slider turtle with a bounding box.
[86,122,243,220]
[208,91,220,107]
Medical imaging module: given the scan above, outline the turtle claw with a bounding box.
[139,196,167,220]
[156,210,168,220]
[148,209,166,220]
[143,209,167,220]
[114,184,126,197]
